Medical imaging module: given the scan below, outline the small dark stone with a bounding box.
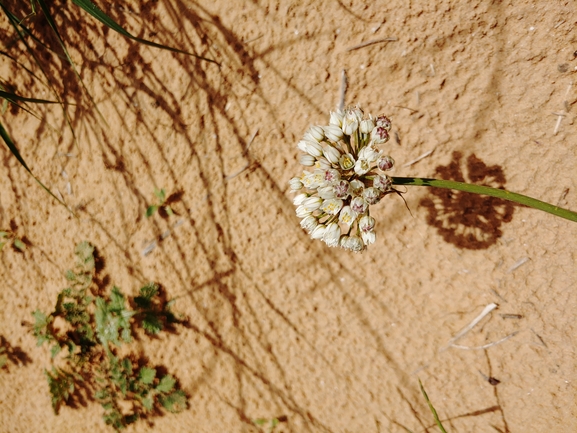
[558,63,570,73]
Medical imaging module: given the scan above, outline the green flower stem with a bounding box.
[391,177,577,223]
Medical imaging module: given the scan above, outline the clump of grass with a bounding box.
[32,241,187,430]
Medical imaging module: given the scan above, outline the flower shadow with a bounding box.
[419,151,515,250]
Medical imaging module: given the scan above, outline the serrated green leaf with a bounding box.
[145,205,158,218]
[109,287,125,312]
[141,395,154,411]
[159,389,187,413]
[138,366,156,385]
[64,270,76,281]
[50,344,61,358]
[75,241,95,268]
[156,375,176,393]
[142,313,163,334]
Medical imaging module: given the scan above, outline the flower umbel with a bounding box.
[290,106,396,251]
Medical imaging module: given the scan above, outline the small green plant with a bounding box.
[146,188,174,218]
[419,379,448,433]
[253,417,281,433]
[32,241,187,430]
[0,230,26,251]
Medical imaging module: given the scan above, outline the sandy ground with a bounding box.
[1,1,576,432]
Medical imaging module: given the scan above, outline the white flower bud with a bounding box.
[306,125,325,142]
[323,222,341,247]
[323,145,341,164]
[340,235,364,252]
[361,230,376,246]
[300,215,318,233]
[311,224,327,239]
[314,157,332,170]
[359,118,375,134]
[354,158,371,175]
[359,215,376,232]
[297,140,309,152]
[339,206,357,226]
[342,109,360,135]
[320,198,344,215]
[329,110,344,127]
[302,170,325,189]
[339,153,355,170]
[293,193,308,205]
[350,179,364,196]
[358,145,381,163]
[323,125,344,142]
[304,140,323,157]
[318,185,336,199]
[289,177,303,190]
[302,196,323,212]
[300,154,316,166]
[295,205,311,218]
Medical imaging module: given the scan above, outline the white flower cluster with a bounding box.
[290,106,396,252]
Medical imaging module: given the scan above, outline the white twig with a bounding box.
[402,149,434,167]
[442,303,498,351]
[450,331,518,350]
[346,37,397,52]
[339,69,348,111]
[507,257,529,273]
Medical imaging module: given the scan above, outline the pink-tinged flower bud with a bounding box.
[373,174,392,192]
[323,222,341,247]
[306,125,325,142]
[359,118,375,134]
[377,155,395,171]
[351,196,368,214]
[359,215,376,232]
[375,115,392,131]
[311,224,327,239]
[289,177,303,190]
[339,153,356,170]
[329,110,344,127]
[320,198,344,215]
[300,154,316,166]
[300,215,318,233]
[333,180,351,199]
[370,126,389,144]
[354,158,371,175]
[324,125,344,142]
[362,187,382,205]
[323,145,341,164]
[324,168,340,183]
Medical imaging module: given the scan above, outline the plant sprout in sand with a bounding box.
[290,105,577,251]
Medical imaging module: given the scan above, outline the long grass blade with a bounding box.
[419,379,448,433]
[0,89,60,104]
[0,121,69,209]
[35,0,107,126]
[71,0,219,65]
